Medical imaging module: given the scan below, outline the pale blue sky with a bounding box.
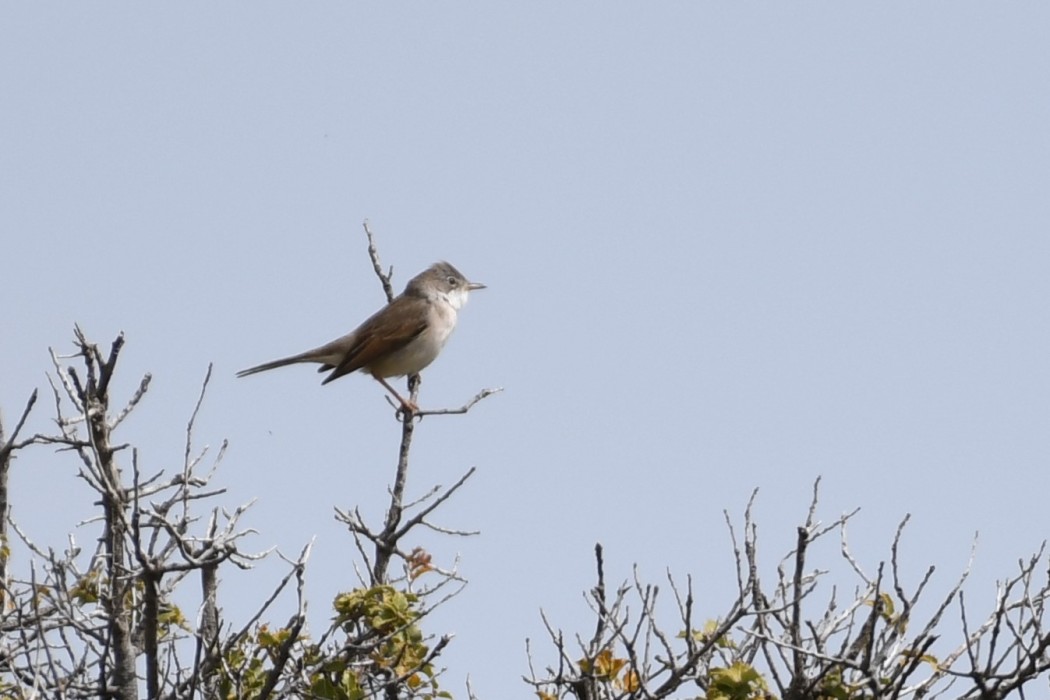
[3,4,1049,695]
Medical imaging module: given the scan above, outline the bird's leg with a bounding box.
[373,375,419,414]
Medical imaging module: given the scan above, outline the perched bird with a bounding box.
[237,261,485,413]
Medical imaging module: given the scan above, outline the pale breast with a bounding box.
[369,299,459,378]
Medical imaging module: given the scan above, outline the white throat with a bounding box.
[441,287,470,311]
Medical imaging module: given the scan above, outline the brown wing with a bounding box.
[321,296,428,384]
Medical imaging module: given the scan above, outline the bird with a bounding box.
[237,261,485,413]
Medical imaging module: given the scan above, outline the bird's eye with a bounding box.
[447,276,459,287]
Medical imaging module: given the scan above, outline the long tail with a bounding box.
[236,352,316,378]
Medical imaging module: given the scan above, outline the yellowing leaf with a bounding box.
[581,648,628,681]
[620,670,640,692]
[708,661,768,700]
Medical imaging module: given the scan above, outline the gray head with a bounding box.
[404,261,486,309]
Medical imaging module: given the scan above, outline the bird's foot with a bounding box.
[398,398,420,416]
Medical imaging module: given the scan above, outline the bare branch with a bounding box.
[415,387,504,417]
[363,219,395,303]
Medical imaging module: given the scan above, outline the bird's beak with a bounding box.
[468,281,487,291]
